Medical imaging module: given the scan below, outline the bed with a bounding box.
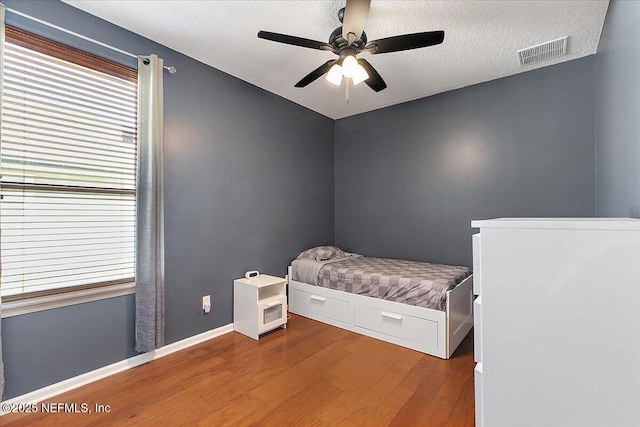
[287,246,474,359]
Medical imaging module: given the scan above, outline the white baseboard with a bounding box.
[0,323,234,415]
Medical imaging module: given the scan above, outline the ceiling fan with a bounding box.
[257,0,444,92]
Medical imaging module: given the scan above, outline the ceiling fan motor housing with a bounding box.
[329,27,367,52]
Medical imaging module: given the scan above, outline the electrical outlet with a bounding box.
[202,295,211,314]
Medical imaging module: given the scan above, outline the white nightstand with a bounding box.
[233,274,287,340]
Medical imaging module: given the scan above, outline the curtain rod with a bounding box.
[6,6,177,74]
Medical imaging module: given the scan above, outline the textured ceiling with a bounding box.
[62,0,609,120]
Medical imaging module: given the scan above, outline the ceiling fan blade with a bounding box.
[258,31,333,51]
[366,31,445,54]
[357,58,387,92]
[342,0,371,42]
[295,60,338,88]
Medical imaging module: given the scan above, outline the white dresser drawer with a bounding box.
[473,296,482,363]
[475,363,484,427]
[289,288,350,324]
[354,304,438,346]
[472,233,482,295]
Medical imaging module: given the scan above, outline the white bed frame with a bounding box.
[287,266,473,359]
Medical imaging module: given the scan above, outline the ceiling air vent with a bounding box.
[518,36,568,66]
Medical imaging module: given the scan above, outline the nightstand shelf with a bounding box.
[233,274,287,340]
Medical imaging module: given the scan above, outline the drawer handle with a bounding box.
[310,295,326,303]
[266,302,281,308]
[381,311,402,321]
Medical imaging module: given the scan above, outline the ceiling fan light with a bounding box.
[326,64,343,85]
[352,64,369,85]
[341,55,359,78]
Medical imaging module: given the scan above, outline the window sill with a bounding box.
[1,282,136,318]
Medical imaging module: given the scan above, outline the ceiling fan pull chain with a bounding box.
[346,79,350,103]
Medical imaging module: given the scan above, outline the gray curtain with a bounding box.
[0,2,5,400]
[135,54,165,352]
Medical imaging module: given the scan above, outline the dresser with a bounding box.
[471,218,640,427]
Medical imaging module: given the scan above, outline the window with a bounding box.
[1,26,138,300]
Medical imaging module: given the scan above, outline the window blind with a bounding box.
[1,27,137,299]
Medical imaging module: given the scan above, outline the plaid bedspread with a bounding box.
[317,256,471,311]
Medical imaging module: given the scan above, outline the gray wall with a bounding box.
[595,0,640,217]
[335,57,596,267]
[1,0,334,400]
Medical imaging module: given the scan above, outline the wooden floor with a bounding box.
[2,314,475,426]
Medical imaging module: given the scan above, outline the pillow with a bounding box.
[297,246,346,261]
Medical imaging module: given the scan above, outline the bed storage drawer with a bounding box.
[354,304,439,345]
[289,288,350,324]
